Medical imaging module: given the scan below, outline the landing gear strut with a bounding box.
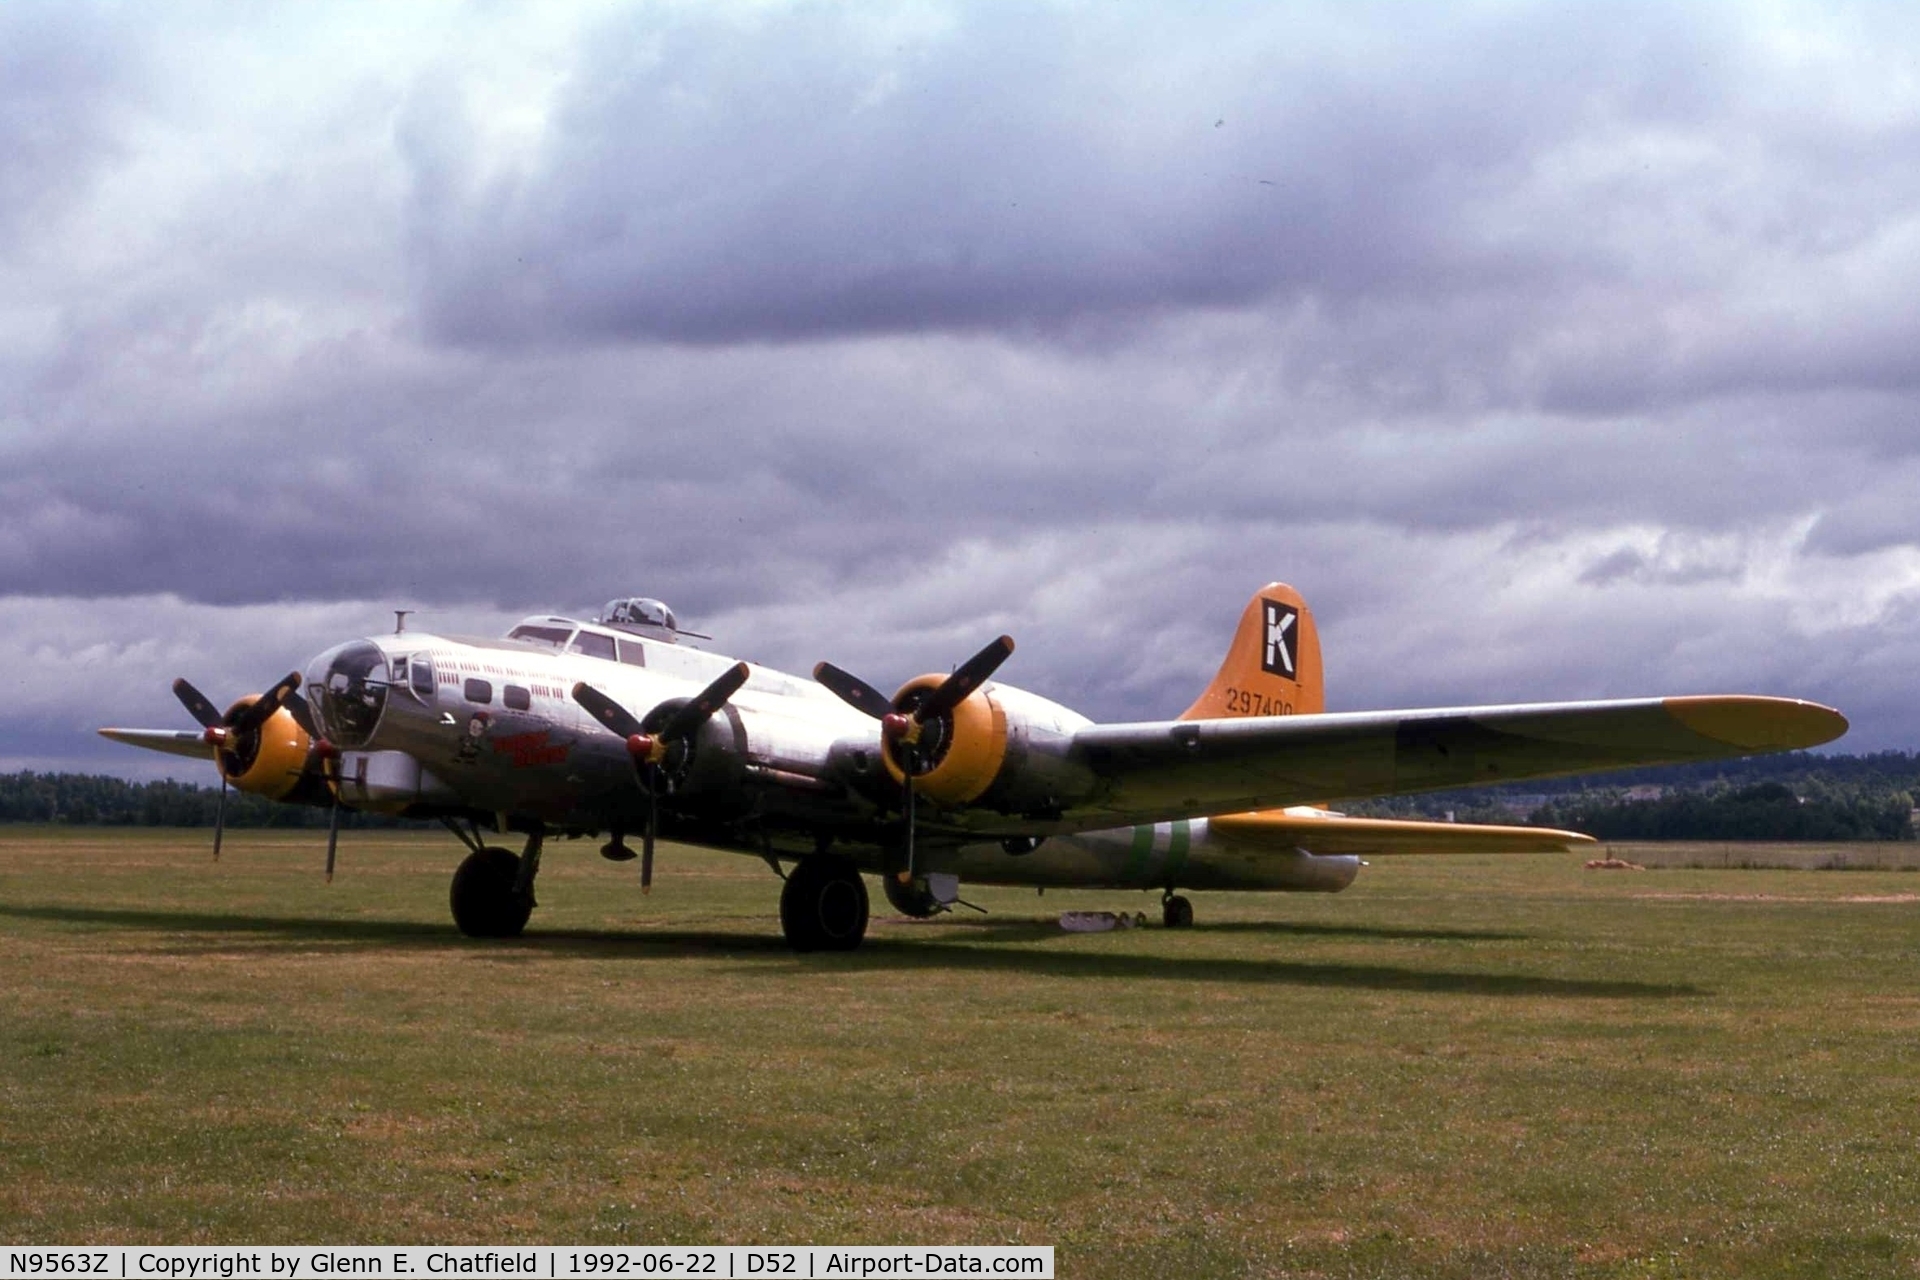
[780,855,869,952]
[446,820,538,938]
[1162,891,1194,929]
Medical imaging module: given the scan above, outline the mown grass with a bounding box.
[1,827,1917,1278]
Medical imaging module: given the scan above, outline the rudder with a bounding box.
[1180,582,1324,720]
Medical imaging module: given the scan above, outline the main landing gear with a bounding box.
[1162,890,1194,929]
[780,855,869,952]
[446,821,540,939]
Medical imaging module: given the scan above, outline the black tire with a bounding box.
[450,846,534,938]
[1163,894,1194,929]
[781,856,870,952]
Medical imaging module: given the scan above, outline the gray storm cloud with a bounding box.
[3,0,1919,766]
[402,2,1748,346]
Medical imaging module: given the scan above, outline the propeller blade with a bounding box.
[231,671,305,734]
[325,801,341,883]
[282,688,319,739]
[812,662,896,720]
[173,678,223,730]
[916,636,1015,723]
[571,683,647,739]
[641,770,658,894]
[659,662,751,742]
[899,750,917,884]
[212,776,227,862]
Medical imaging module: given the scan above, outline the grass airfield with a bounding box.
[1,828,1916,1278]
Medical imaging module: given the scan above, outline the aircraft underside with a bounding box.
[415,797,1363,953]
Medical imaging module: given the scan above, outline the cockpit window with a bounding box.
[508,624,573,648]
[311,641,389,748]
[568,631,617,661]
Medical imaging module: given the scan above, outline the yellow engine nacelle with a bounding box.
[216,695,314,801]
[882,674,1010,807]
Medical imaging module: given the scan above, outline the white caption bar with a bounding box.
[0,1248,1052,1280]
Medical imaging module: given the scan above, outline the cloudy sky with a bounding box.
[5,0,1918,776]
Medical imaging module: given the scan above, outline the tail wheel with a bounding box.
[1163,894,1194,929]
[780,855,869,952]
[450,847,534,938]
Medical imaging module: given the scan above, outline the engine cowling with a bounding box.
[882,674,1010,806]
[881,678,1095,819]
[637,695,748,801]
[216,695,315,801]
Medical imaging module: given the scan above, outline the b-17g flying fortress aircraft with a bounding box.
[101,584,1846,951]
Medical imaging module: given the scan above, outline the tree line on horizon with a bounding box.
[1339,750,1920,841]
[0,772,421,828]
[5,750,1917,840]
[1528,781,1913,842]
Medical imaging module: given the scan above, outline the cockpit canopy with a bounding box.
[500,597,696,663]
[505,598,687,650]
[505,621,574,648]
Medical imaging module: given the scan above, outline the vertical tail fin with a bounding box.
[1180,582,1324,720]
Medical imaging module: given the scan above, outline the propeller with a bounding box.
[325,792,342,883]
[314,735,342,882]
[172,671,308,863]
[572,661,752,892]
[212,772,227,862]
[813,635,1015,883]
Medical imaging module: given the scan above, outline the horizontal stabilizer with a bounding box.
[97,728,218,761]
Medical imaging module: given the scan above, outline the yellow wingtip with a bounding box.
[1663,696,1849,752]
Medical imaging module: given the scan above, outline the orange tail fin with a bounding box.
[1180,582,1324,720]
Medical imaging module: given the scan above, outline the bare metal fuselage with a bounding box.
[310,626,1358,895]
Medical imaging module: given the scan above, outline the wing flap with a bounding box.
[1066,695,1845,827]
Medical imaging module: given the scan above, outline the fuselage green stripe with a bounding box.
[1167,818,1191,885]
[1126,823,1154,882]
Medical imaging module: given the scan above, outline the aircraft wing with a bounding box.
[96,728,218,761]
[1207,810,1593,856]
[1065,695,1845,829]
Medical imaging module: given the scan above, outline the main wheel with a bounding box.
[450,846,534,938]
[1163,894,1194,929]
[781,856,870,952]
